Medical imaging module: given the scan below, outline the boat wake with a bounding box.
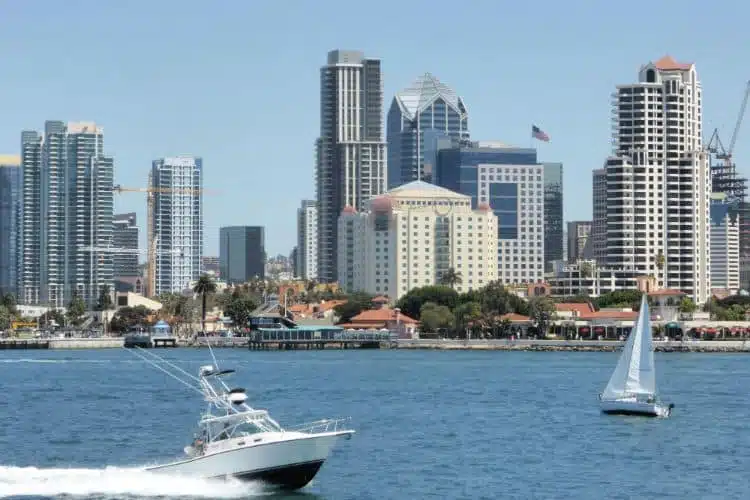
[0,465,267,498]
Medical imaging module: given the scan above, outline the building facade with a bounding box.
[151,156,203,294]
[296,200,318,280]
[0,155,21,296]
[315,50,387,283]
[591,168,607,264]
[201,256,220,276]
[387,73,469,188]
[605,56,710,304]
[546,260,640,297]
[435,141,563,284]
[567,221,593,262]
[19,122,114,308]
[219,226,266,284]
[113,213,139,277]
[338,181,497,298]
[710,195,740,290]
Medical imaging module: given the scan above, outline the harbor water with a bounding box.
[0,348,748,499]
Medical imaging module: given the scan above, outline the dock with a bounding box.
[248,327,395,350]
[0,339,50,350]
[152,336,178,348]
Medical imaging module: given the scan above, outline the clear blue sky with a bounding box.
[0,0,747,257]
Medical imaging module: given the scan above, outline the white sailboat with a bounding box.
[599,293,674,418]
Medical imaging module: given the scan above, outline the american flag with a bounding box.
[532,125,550,142]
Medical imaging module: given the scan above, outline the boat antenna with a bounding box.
[205,332,220,370]
[125,346,203,395]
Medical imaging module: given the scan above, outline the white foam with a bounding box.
[0,465,267,498]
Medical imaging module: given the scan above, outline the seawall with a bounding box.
[396,339,750,353]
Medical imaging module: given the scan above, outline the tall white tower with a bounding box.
[605,56,710,304]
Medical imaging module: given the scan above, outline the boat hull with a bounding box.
[600,399,673,418]
[146,431,350,490]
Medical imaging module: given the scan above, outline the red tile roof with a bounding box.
[653,55,692,71]
[499,313,531,322]
[349,307,418,324]
[580,310,638,321]
[555,303,595,316]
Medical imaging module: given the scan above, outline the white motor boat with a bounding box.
[599,293,674,418]
[130,349,354,490]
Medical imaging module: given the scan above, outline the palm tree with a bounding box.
[193,274,217,333]
[439,268,463,289]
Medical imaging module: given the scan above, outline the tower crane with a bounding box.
[109,182,216,297]
[706,80,750,168]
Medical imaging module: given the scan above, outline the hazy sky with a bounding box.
[0,0,747,256]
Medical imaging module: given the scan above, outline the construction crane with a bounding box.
[111,182,216,297]
[706,80,750,167]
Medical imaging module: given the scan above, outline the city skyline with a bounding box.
[1,2,745,256]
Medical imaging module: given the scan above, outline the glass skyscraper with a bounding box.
[219,226,266,284]
[387,73,469,188]
[0,155,21,296]
[435,141,564,281]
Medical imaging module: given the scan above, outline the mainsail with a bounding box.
[601,294,656,399]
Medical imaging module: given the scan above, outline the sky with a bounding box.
[1,0,748,258]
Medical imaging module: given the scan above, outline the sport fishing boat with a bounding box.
[599,294,674,418]
[129,348,354,490]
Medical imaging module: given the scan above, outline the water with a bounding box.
[0,348,748,499]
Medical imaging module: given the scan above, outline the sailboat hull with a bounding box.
[600,399,673,418]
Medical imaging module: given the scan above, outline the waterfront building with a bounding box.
[604,56,710,304]
[386,73,469,187]
[591,168,607,264]
[113,213,139,277]
[315,50,387,283]
[710,194,740,291]
[0,155,21,296]
[296,200,318,280]
[337,181,497,298]
[435,141,564,283]
[219,226,266,283]
[19,121,114,308]
[151,156,203,295]
[567,221,593,262]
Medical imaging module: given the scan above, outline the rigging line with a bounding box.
[134,346,201,382]
[124,347,203,396]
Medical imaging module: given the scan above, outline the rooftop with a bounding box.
[0,154,21,166]
[395,73,464,120]
[379,180,468,201]
[652,55,693,71]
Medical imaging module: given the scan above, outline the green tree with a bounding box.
[418,302,454,333]
[438,267,463,289]
[0,305,10,330]
[396,285,459,320]
[593,290,644,310]
[96,285,114,311]
[1,293,17,316]
[678,297,696,314]
[528,296,556,337]
[224,291,258,331]
[193,274,217,332]
[454,301,482,337]
[579,261,594,279]
[334,292,373,323]
[66,294,86,326]
[109,305,153,333]
[39,309,65,328]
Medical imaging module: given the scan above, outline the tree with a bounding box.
[1,293,17,316]
[418,302,454,333]
[454,301,482,337]
[39,309,65,328]
[193,274,217,332]
[66,294,86,326]
[678,297,696,314]
[396,286,459,320]
[579,261,594,279]
[0,305,10,330]
[109,305,153,333]
[655,250,665,272]
[334,292,373,323]
[224,291,258,332]
[96,285,114,311]
[528,296,556,337]
[593,290,644,311]
[439,268,463,289]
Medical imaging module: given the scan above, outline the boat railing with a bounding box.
[288,417,351,434]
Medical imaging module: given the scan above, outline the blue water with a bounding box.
[0,348,748,499]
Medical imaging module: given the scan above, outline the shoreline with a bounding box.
[1,338,749,353]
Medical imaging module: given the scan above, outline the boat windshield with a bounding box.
[204,415,281,442]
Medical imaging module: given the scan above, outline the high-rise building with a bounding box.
[19,121,114,308]
[296,200,318,281]
[113,213,139,277]
[591,168,608,264]
[387,73,469,187]
[315,50,387,283]
[567,221,593,263]
[151,156,203,294]
[435,141,564,284]
[201,256,220,276]
[0,155,22,296]
[710,194,740,290]
[337,181,497,298]
[219,226,265,284]
[605,56,710,304]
